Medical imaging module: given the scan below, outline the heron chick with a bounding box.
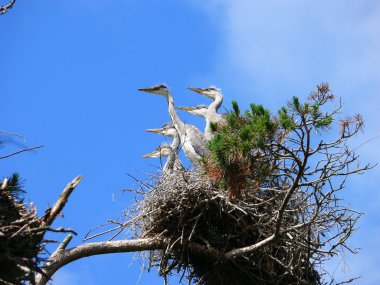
[143,143,183,173]
[144,123,182,173]
[138,84,208,167]
[176,105,208,119]
[187,86,225,140]
[143,143,173,158]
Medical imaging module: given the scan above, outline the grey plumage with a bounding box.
[139,85,208,167]
[187,87,225,140]
[144,123,183,173]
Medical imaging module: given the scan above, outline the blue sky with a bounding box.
[1,1,380,284]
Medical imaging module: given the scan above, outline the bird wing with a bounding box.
[185,125,209,157]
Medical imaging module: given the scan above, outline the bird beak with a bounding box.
[146,128,161,134]
[138,88,156,93]
[187,87,204,95]
[143,150,159,158]
[176,106,193,111]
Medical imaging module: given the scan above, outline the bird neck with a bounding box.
[166,92,174,104]
[204,94,222,140]
[208,94,223,115]
[204,123,212,141]
[166,92,185,135]
[163,142,179,173]
[170,133,180,152]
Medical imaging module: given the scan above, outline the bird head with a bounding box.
[143,143,171,158]
[187,86,222,100]
[146,123,177,138]
[138,84,170,97]
[177,105,208,119]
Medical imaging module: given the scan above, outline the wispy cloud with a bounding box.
[220,1,380,88]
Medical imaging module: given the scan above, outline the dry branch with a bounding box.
[0,0,16,15]
[43,175,83,226]
[35,237,169,285]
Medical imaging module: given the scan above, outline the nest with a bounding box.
[0,178,45,285]
[131,169,321,285]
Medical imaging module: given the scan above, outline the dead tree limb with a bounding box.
[42,176,83,226]
[0,0,16,15]
[35,237,169,285]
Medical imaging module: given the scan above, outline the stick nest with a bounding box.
[0,182,45,285]
[131,169,321,285]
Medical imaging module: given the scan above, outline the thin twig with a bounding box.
[0,129,27,142]
[0,145,44,160]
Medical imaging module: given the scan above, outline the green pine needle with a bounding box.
[2,173,26,201]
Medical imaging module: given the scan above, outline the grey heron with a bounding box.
[187,86,225,140]
[176,105,209,119]
[143,143,184,173]
[146,122,178,139]
[138,84,208,167]
[144,123,183,173]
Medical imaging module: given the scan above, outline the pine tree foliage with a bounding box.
[206,100,276,200]
[205,83,341,201]
[4,173,26,201]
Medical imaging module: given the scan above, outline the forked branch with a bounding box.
[35,237,168,285]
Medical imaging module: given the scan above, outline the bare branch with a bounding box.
[225,234,276,259]
[0,0,16,15]
[36,237,169,285]
[43,176,83,226]
[0,145,44,160]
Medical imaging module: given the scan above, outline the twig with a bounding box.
[28,227,78,235]
[351,132,380,152]
[0,145,44,160]
[0,277,18,285]
[0,130,27,142]
[336,277,361,284]
[0,0,16,15]
[83,226,122,241]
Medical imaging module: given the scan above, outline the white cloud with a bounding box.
[222,1,380,84]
